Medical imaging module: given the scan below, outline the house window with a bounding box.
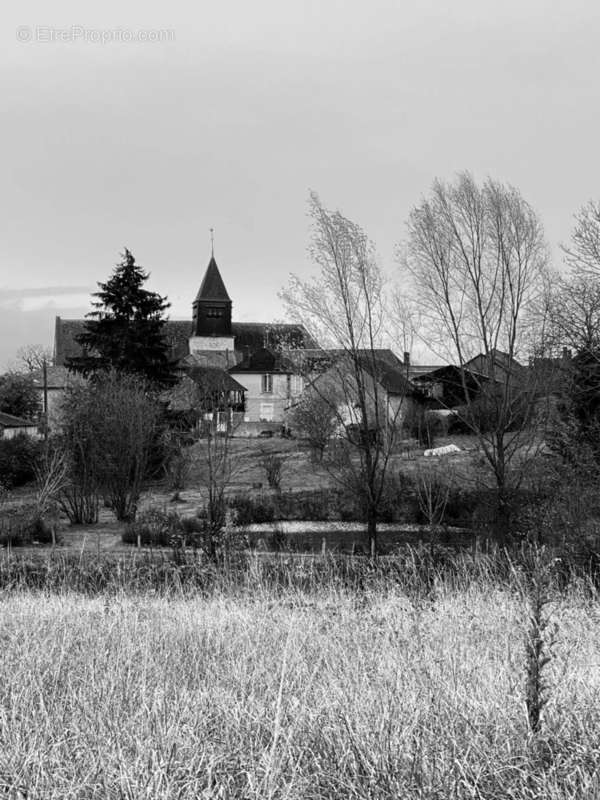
[261,374,273,393]
[259,403,274,422]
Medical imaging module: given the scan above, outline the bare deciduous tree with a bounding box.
[415,461,451,553]
[58,372,161,523]
[542,202,600,355]
[94,374,162,522]
[33,444,69,545]
[161,429,192,502]
[544,274,600,354]
[281,192,404,558]
[562,200,600,278]
[165,370,246,560]
[286,388,338,461]
[16,344,53,373]
[403,172,549,539]
[55,383,101,524]
[540,203,600,463]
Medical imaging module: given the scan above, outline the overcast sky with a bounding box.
[2,0,600,368]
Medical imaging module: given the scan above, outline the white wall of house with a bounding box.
[387,394,418,428]
[1,425,41,440]
[336,393,417,431]
[229,371,303,423]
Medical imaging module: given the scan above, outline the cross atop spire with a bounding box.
[210,227,214,257]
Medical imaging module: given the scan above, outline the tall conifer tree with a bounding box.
[68,249,174,386]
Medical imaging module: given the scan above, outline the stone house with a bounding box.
[294,350,424,435]
[228,347,303,429]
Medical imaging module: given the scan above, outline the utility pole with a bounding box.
[42,357,48,441]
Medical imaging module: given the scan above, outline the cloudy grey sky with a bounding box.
[2,0,600,368]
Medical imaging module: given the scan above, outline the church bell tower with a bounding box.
[189,252,235,354]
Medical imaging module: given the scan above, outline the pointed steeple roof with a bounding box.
[195,256,231,302]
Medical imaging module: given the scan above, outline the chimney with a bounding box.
[403,351,410,378]
[562,347,571,360]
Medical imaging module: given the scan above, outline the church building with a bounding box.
[53,254,316,431]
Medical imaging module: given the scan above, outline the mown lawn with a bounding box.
[1,579,599,798]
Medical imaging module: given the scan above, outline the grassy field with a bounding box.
[1,573,600,798]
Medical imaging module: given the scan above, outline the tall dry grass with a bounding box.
[1,569,600,798]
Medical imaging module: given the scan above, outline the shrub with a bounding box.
[260,451,285,492]
[388,471,483,528]
[0,505,60,547]
[286,390,338,460]
[275,489,336,521]
[229,494,276,525]
[123,507,183,547]
[267,524,287,552]
[0,373,41,419]
[58,374,162,524]
[0,434,41,488]
[180,513,207,536]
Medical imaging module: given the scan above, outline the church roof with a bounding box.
[54,317,316,367]
[231,322,318,351]
[229,347,295,374]
[195,256,231,302]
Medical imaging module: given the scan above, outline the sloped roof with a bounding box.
[407,363,444,379]
[229,347,294,374]
[413,365,489,383]
[232,322,318,351]
[305,351,419,397]
[161,321,194,361]
[195,257,231,302]
[181,351,239,370]
[54,318,88,365]
[55,317,192,366]
[0,411,37,428]
[55,317,316,366]
[285,348,404,374]
[372,363,414,395]
[357,356,416,396]
[187,365,246,392]
[464,349,526,376]
[160,369,246,413]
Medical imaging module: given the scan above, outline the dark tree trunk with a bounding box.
[367,505,378,560]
